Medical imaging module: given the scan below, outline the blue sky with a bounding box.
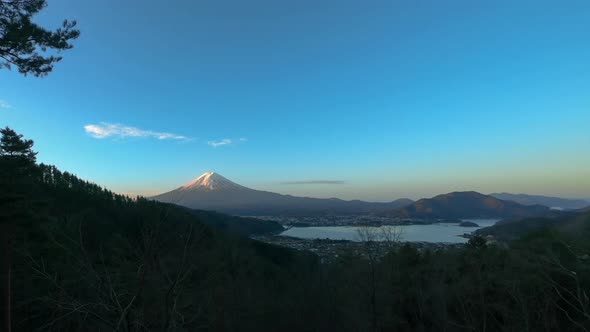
[1,0,589,200]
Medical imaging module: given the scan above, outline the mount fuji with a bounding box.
[151,172,413,216]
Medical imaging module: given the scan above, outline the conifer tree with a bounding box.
[0,127,38,332]
[0,0,79,76]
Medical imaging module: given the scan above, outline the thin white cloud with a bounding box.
[239,137,248,141]
[0,100,12,109]
[281,180,346,185]
[84,122,190,141]
[208,138,232,147]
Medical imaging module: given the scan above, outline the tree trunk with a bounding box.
[370,263,377,332]
[1,223,14,332]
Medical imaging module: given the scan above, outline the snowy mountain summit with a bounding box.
[180,172,247,191]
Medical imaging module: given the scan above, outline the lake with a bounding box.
[280,219,499,243]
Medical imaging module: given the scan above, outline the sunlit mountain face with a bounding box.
[179,172,249,192]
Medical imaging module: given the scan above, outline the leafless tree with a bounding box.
[356,225,401,332]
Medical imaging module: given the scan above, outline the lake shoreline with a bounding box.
[278,219,499,244]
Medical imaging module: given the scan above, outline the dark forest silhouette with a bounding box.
[1,127,590,331]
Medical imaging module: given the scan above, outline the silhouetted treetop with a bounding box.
[0,126,37,179]
[0,0,79,76]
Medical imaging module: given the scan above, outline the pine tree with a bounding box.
[0,0,80,76]
[0,127,38,332]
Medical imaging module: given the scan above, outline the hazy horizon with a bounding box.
[120,170,590,203]
[2,0,589,200]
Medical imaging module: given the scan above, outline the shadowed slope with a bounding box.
[381,191,552,219]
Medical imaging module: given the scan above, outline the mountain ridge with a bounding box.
[152,172,413,216]
[380,191,553,219]
[490,192,589,210]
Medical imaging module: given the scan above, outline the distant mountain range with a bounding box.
[152,172,413,216]
[490,193,590,210]
[152,173,576,220]
[379,191,553,220]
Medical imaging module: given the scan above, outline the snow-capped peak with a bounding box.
[180,172,247,191]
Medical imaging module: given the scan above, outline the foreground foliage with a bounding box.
[0,0,79,76]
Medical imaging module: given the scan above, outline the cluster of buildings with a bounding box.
[252,215,438,227]
[252,234,465,264]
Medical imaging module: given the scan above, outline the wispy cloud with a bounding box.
[84,123,190,141]
[281,180,346,185]
[0,100,12,109]
[207,137,248,147]
[208,138,232,147]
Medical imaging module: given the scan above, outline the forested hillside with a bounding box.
[476,209,590,241]
[2,128,590,331]
[35,163,283,237]
[381,191,553,219]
